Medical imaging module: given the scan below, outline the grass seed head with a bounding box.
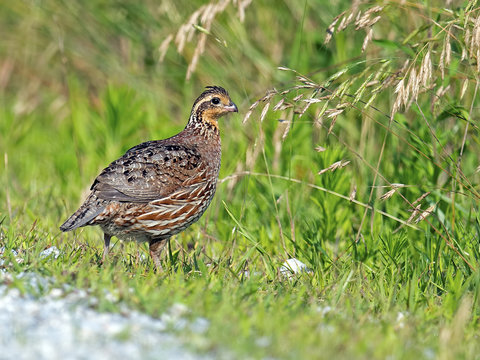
[414,204,436,224]
[380,188,397,201]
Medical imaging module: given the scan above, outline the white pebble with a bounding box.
[39,247,61,260]
[279,258,311,278]
[49,288,64,298]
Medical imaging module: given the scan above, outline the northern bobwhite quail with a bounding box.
[60,86,238,268]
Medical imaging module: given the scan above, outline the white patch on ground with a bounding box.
[279,258,311,278]
[39,246,61,259]
[395,311,408,330]
[316,305,333,317]
[0,247,22,266]
[0,271,209,360]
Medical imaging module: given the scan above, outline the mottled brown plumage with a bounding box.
[60,86,237,268]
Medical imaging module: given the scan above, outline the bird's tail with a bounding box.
[60,194,105,232]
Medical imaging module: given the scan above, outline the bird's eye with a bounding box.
[211,97,220,105]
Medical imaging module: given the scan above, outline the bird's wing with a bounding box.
[91,141,205,203]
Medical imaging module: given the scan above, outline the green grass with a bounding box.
[1,0,480,358]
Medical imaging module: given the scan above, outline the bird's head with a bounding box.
[188,86,238,132]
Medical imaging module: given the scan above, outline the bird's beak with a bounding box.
[225,102,238,113]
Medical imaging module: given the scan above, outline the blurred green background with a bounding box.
[1,0,480,358]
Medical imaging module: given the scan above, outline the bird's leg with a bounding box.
[102,234,111,263]
[149,239,168,271]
